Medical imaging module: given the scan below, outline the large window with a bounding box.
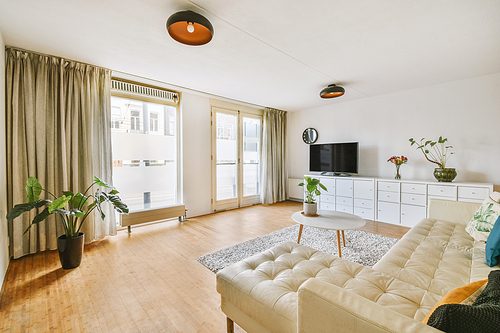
[111,94,178,212]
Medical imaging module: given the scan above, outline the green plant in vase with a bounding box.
[298,176,327,216]
[409,136,456,182]
[7,176,129,269]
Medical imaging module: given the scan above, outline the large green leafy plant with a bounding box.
[409,136,454,169]
[298,176,327,204]
[7,176,129,238]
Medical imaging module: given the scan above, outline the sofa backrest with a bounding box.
[428,199,480,226]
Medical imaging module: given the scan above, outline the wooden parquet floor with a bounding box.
[0,201,409,332]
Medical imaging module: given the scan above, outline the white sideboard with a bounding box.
[293,175,494,228]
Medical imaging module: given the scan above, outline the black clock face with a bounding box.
[302,128,318,144]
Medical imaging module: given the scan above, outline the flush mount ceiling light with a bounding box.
[320,84,345,99]
[166,10,214,46]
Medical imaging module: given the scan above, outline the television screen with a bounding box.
[309,142,358,174]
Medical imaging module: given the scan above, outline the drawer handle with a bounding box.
[412,198,415,200]
[440,190,443,192]
[472,192,475,194]
[412,187,415,190]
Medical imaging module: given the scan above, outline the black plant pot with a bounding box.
[57,233,84,269]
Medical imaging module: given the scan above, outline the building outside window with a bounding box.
[111,90,178,213]
[150,112,159,132]
[130,110,141,131]
[111,106,121,129]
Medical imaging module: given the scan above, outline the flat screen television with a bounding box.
[309,142,358,175]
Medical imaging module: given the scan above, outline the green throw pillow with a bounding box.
[466,192,500,242]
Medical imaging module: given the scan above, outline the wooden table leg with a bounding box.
[341,230,346,247]
[336,230,342,257]
[297,224,304,244]
[227,317,234,333]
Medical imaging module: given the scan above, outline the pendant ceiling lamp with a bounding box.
[320,84,345,99]
[166,10,214,46]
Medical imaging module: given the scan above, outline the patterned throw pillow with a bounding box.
[465,192,500,242]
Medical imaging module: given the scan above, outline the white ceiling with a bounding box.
[1,0,499,111]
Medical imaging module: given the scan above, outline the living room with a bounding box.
[0,1,500,332]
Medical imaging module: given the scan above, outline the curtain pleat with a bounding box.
[261,107,288,204]
[6,48,115,259]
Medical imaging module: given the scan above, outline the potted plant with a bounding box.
[6,176,129,269]
[409,136,456,182]
[298,176,327,216]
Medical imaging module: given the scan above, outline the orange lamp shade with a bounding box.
[167,10,214,46]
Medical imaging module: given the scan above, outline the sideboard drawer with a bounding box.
[319,202,335,211]
[336,204,353,214]
[321,194,336,204]
[428,184,456,198]
[457,186,489,201]
[320,178,336,193]
[354,180,374,200]
[401,193,426,206]
[378,181,399,192]
[378,190,399,203]
[336,179,353,197]
[336,196,353,206]
[401,204,427,228]
[377,201,400,224]
[354,198,373,209]
[354,207,374,220]
[401,183,426,195]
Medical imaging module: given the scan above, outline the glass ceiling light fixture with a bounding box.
[166,10,214,46]
[320,84,345,99]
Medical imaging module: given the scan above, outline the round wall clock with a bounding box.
[302,128,318,144]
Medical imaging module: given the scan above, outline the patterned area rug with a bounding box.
[197,225,398,273]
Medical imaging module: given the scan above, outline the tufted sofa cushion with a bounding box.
[216,242,442,333]
[373,218,498,297]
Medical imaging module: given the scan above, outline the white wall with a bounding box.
[289,73,500,187]
[0,30,10,290]
[181,93,212,217]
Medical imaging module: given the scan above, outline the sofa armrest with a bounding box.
[297,279,440,333]
[428,199,480,225]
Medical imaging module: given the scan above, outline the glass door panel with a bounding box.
[212,108,261,211]
[216,112,237,200]
[242,117,261,199]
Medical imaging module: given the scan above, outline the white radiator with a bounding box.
[121,204,186,233]
[288,178,304,201]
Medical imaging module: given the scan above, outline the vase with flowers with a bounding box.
[387,155,408,180]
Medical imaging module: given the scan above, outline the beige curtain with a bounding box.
[261,107,288,204]
[6,48,116,259]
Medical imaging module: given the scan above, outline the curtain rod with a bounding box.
[5,45,112,71]
[5,45,266,110]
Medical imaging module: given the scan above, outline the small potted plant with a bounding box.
[6,176,129,269]
[298,176,327,216]
[409,136,456,182]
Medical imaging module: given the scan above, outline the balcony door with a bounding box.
[212,107,262,211]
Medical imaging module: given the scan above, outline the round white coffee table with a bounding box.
[291,210,366,258]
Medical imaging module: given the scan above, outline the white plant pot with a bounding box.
[303,202,317,216]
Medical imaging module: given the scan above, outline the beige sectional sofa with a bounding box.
[216,199,499,332]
